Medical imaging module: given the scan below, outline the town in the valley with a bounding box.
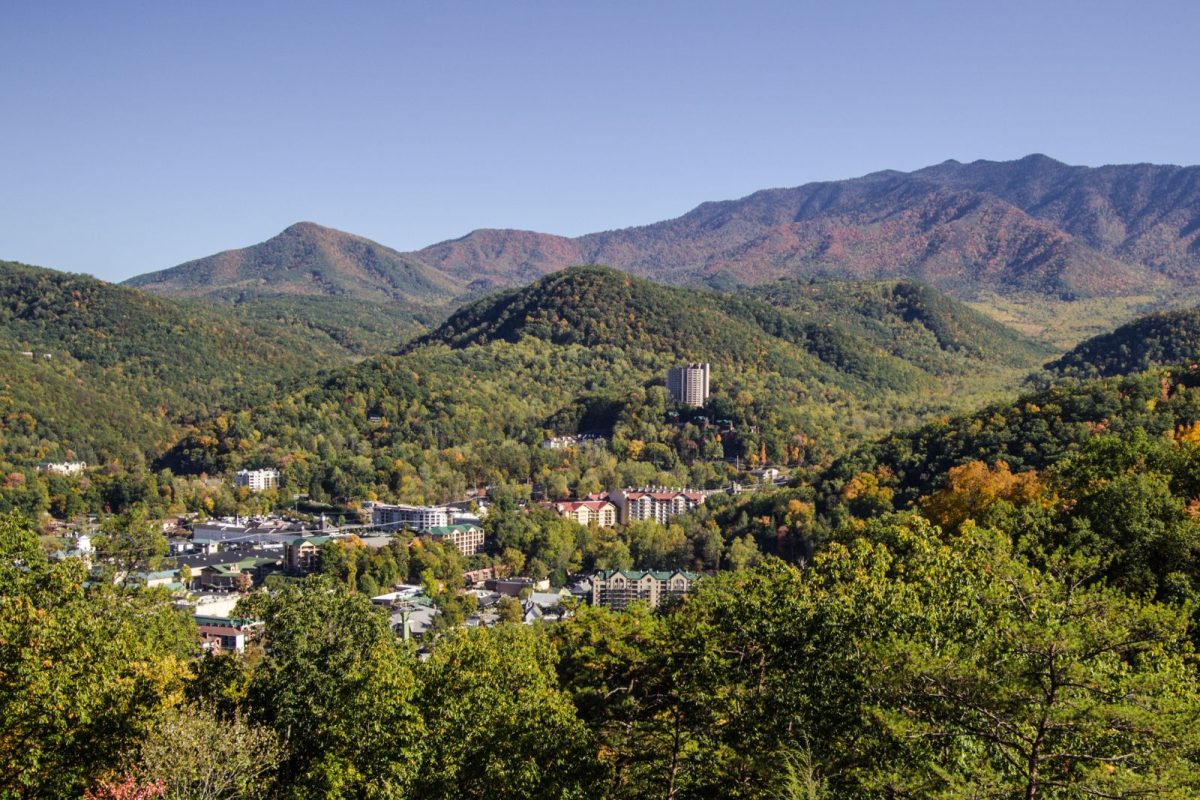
[45,363,784,652]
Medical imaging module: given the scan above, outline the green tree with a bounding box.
[496,595,523,624]
[137,704,281,800]
[0,512,194,798]
[94,505,168,583]
[239,577,424,799]
[414,625,601,799]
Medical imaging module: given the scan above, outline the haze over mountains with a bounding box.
[127,154,1200,306]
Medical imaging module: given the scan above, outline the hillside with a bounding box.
[124,157,1200,345]
[820,366,1200,510]
[415,155,1199,302]
[740,278,1054,371]
[412,267,1049,380]
[0,260,344,465]
[163,267,1049,504]
[1044,307,1200,379]
[124,222,464,353]
[127,221,463,304]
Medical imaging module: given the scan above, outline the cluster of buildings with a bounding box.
[548,488,707,527]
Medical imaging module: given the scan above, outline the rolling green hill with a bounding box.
[162,267,1049,504]
[0,260,350,465]
[1044,307,1200,379]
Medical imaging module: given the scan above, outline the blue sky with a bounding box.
[2,0,1197,281]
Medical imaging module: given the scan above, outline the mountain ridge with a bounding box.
[124,155,1200,320]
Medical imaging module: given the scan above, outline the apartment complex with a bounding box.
[425,523,487,556]
[369,503,450,531]
[285,535,332,574]
[591,569,699,610]
[666,362,711,407]
[611,488,706,524]
[551,500,619,527]
[234,468,280,491]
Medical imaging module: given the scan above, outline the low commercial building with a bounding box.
[191,518,308,547]
[591,569,700,610]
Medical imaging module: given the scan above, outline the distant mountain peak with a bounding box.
[125,222,463,305]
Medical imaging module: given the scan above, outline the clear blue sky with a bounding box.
[2,0,1197,281]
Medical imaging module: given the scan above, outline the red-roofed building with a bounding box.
[195,616,263,654]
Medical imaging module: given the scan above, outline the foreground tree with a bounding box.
[138,704,281,800]
[239,577,423,799]
[414,624,601,800]
[0,512,194,798]
[827,516,1200,799]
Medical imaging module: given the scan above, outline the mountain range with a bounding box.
[127,155,1200,310]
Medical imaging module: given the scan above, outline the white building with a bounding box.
[666,363,710,407]
[369,502,450,532]
[234,468,280,491]
[38,461,87,475]
[611,488,707,525]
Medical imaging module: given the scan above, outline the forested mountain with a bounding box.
[163,267,1049,505]
[0,260,348,465]
[821,365,1200,510]
[126,221,463,304]
[413,267,1050,376]
[1045,306,1200,379]
[124,222,462,354]
[415,155,1200,299]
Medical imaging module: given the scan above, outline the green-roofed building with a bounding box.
[591,569,701,610]
[285,535,333,575]
[423,523,486,556]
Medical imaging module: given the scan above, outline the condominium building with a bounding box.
[285,535,332,574]
[591,569,699,610]
[666,363,711,407]
[234,468,280,491]
[551,500,619,528]
[369,503,450,532]
[611,488,706,524]
[424,523,487,556]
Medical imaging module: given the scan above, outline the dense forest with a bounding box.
[1045,306,1200,379]
[0,260,365,465]
[153,267,1052,508]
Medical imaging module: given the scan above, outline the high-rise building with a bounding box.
[666,363,710,407]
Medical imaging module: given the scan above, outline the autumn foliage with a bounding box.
[921,460,1047,530]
